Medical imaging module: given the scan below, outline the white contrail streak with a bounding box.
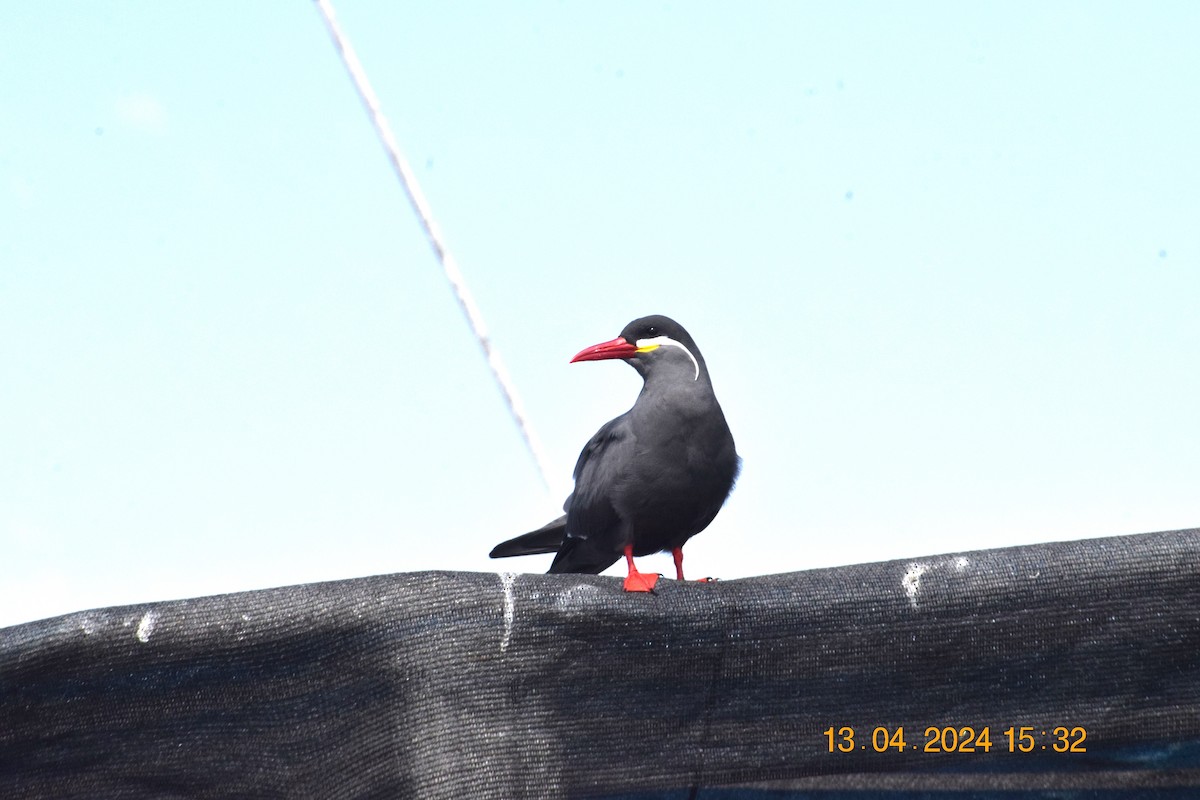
[314,0,558,493]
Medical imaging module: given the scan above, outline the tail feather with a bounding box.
[548,537,620,575]
[491,515,622,575]
[489,515,567,558]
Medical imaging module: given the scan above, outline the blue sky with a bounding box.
[3,2,1198,627]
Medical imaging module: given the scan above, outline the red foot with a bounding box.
[671,547,715,583]
[622,571,660,593]
[623,543,659,593]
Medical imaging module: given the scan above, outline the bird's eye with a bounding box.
[647,327,657,336]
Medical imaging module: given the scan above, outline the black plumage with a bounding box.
[490,315,739,591]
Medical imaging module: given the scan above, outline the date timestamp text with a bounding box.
[823,726,1087,754]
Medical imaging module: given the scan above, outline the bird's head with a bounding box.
[570,315,704,382]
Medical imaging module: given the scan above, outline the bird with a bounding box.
[490,314,739,592]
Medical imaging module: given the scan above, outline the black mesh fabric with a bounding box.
[3,527,1199,798]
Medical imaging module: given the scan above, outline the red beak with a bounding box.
[570,336,639,363]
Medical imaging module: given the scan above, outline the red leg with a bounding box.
[622,544,659,593]
[674,546,716,583]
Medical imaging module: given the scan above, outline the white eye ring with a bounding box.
[635,335,700,380]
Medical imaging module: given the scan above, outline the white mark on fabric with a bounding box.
[555,582,601,610]
[135,611,158,643]
[904,557,970,609]
[500,572,517,652]
[636,335,700,380]
[902,563,926,608]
